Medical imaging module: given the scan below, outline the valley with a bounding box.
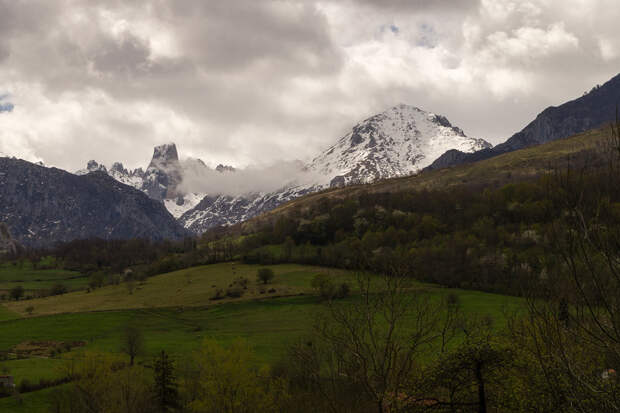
[0,262,521,413]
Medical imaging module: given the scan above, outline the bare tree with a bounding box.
[519,116,620,412]
[121,325,145,366]
[290,269,453,413]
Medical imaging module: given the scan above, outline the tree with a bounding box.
[310,273,335,299]
[257,268,275,285]
[426,318,513,413]
[50,352,154,413]
[153,350,179,412]
[9,285,24,301]
[310,273,350,300]
[516,115,620,412]
[121,325,144,366]
[187,339,288,413]
[291,271,450,413]
[126,279,136,295]
[49,283,68,296]
[283,236,295,261]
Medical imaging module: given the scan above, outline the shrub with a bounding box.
[311,274,335,300]
[211,289,225,301]
[311,274,349,300]
[334,282,350,299]
[234,277,249,289]
[25,306,34,315]
[226,286,244,298]
[49,283,68,296]
[257,268,275,285]
[9,285,24,301]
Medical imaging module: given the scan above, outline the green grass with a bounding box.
[5,263,353,316]
[0,358,67,384]
[0,383,70,413]
[0,305,18,322]
[0,263,524,413]
[0,261,86,293]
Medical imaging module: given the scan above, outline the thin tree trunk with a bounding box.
[475,361,487,413]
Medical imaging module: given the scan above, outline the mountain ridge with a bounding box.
[427,72,620,170]
[0,157,188,247]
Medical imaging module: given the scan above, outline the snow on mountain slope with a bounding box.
[309,104,491,186]
[179,104,489,233]
[74,104,489,234]
[76,144,204,217]
[164,193,205,219]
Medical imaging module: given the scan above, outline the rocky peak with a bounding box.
[110,162,127,175]
[309,104,491,186]
[143,143,183,201]
[149,143,179,167]
[86,160,107,173]
[216,164,236,173]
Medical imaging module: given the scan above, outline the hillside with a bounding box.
[428,72,620,170]
[253,126,608,223]
[0,158,188,247]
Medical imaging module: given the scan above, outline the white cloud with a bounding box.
[0,0,619,174]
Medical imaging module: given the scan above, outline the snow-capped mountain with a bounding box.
[179,104,490,233]
[309,104,491,187]
[77,143,207,219]
[77,104,489,234]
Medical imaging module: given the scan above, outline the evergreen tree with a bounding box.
[153,350,179,412]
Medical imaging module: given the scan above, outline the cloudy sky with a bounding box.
[1,0,619,171]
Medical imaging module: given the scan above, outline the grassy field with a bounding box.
[0,384,69,413]
[0,263,523,412]
[0,261,86,294]
[4,263,354,316]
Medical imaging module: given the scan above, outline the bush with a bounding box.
[88,272,105,290]
[257,268,275,285]
[226,286,244,298]
[210,289,225,301]
[334,282,350,299]
[9,285,24,301]
[234,277,249,289]
[49,283,68,296]
[311,274,349,300]
[311,274,334,300]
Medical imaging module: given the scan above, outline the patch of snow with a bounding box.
[164,193,206,219]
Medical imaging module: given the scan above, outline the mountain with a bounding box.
[428,73,620,170]
[244,126,611,232]
[76,104,488,234]
[0,157,188,247]
[77,143,206,219]
[309,104,491,187]
[179,104,490,233]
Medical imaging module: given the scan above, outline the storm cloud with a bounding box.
[0,0,619,173]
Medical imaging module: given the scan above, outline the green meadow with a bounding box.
[0,263,523,412]
[0,261,87,295]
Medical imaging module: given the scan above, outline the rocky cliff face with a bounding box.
[0,157,188,247]
[142,143,183,201]
[77,143,206,218]
[427,73,620,170]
